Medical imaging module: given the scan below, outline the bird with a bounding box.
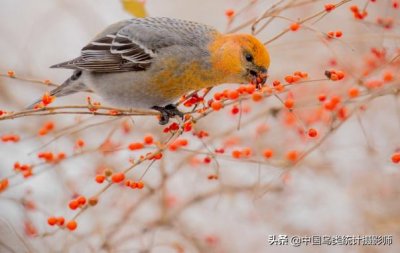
[28,17,270,124]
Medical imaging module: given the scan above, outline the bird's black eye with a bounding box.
[245,53,254,62]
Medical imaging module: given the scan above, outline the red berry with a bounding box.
[308,128,318,138]
[128,142,144,151]
[290,22,300,31]
[263,149,273,159]
[391,152,400,163]
[47,216,57,226]
[66,220,77,231]
[111,172,125,183]
[69,200,79,210]
[77,196,86,206]
[325,3,335,11]
[143,135,154,145]
[95,175,105,184]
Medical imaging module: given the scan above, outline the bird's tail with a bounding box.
[26,70,89,109]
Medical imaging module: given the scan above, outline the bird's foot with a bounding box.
[152,104,184,125]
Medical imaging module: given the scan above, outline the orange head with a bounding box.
[209,33,270,87]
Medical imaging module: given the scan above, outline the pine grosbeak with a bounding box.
[29,17,270,124]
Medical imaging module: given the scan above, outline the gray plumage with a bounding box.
[28,17,220,109]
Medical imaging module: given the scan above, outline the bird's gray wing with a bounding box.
[51,17,219,73]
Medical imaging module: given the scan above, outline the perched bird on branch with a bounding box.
[28,17,270,124]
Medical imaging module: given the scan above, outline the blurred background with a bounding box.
[0,0,399,252]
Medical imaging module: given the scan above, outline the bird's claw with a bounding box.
[152,104,184,125]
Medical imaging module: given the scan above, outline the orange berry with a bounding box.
[213,92,222,100]
[308,128,318,138]
[284,75,294,83]
[232,150,242,159]
[42,92,55,106]
[318,94,327,102]
[38,128,48,136]
[211,101,223,111]
[111,172,125,183]
[77,196,86,206]
[169,138,188,151]
[44,121,55,131]
[252,92,263,102]
[225,8,235,18]
[125,180,133,187]
[325,70,344,80]
[76,139,85,148]
[237,86,247,94]
[272,80,281,86]
[207,174,218,180]
[1,134,20,142]
[136,181,144,189]
[290,22,300,31]
[203,156,212,163]
[324,101,336,111]
[183,121,192,132]
[143,135,154,145]
[294,71,302,77]
[95,175,105,184]
[331,95,341,105]
[261,86,272,94]
[151,153,163,160]
[66,220,77,231]
[7,70,15,77]
[263,149,273,159]
[300,72,308,78]
[47,216,57,226]
[244,84,256,94]
[348,87,360,98]
[383,71,394,82]
[350,5,359,12]
[169,143,179,151]
[284,98,294,109]
[292,75,301,82]
[22,170,33,178]
[227,90,239,100]
[392,152,400,163]
[0,178,9,192]
[57,152,66,160]
[286,150,299,162]
[242,147,252,157]
[231,105,240,115]
[335,31,343,37]
[337,107,348,120]
[177,139,188,146]
[88,197,98,206]
[330,73,339,81]
[331,96,342,105]
[128,142,144,151]
[274,84,285,92]
[68,200,79,210]
[336,71,345,80]
[325,3,335,11]
[57,217,65,226]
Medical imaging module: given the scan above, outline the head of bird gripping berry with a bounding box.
[210,33,270,88]
[239,34,270,89]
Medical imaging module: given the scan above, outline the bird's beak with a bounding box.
[248,67,268,89]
